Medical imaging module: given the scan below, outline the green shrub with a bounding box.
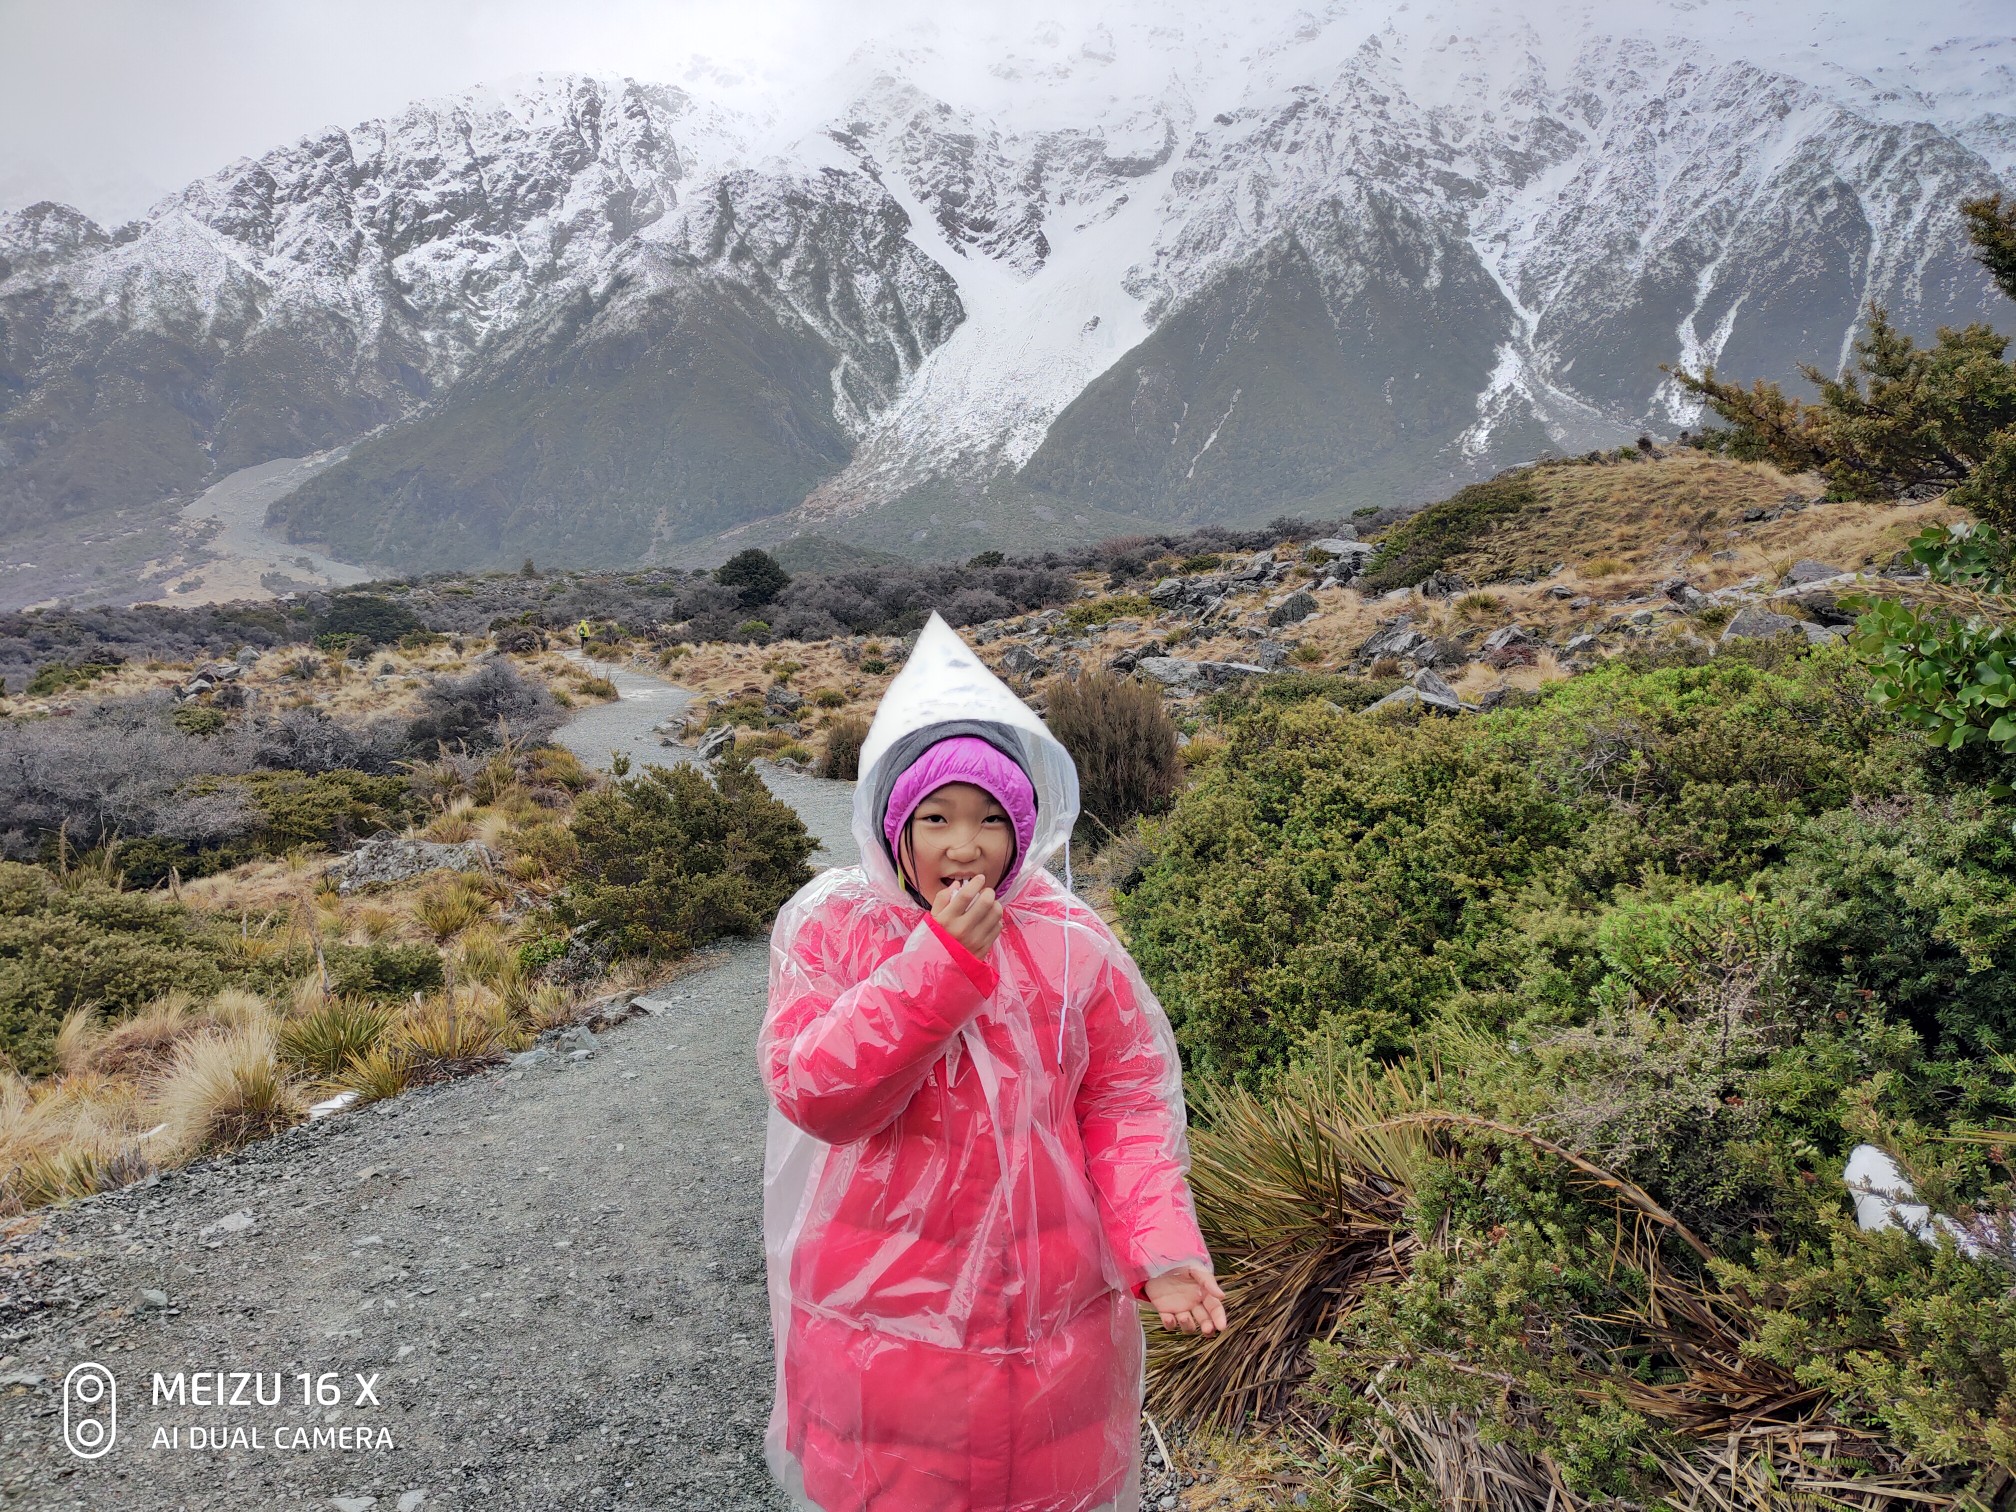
[1117,704,1579,1083]
[170,704,228,736]
[0,863,229,1076]
[818,715,870,781]
[715,548,791,607]
[557,755,815,959]
[1773,794,2016,1057]
[25,661,117,697]
[325,942,445,1000]
[241,770,414,853]
[1043,671,1182,834]
[860,657,888,675]
[1178,553,1223,573]
[1063,593,1154,630]
[1482,647,1902,883]
[1201,671,1401,720]
[1357,473,1538,591]
[316,594,424,647]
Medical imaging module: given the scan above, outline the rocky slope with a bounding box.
[0,1,2010,582]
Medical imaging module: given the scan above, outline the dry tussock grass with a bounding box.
[149,1017,306,1161]
[1449,454,1962,601]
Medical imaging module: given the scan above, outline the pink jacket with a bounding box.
[760,863,1209,1512]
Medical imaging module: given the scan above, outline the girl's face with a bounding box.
[898,781,1015,899]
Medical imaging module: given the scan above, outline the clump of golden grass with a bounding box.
[453,923,519,992]
[382,991,511,1086]
[277,998,395,1081]
[1148,1049,1438,1428]
[413,873,493,940]
[149,1019,306,1160]
[62,993,220,1082]
[336,1042,416,1105]
[0,1067,154,1212]
[423,797,478,843]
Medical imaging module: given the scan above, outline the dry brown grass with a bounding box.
[149,1018,306,1160]
[1446,454,1963,603]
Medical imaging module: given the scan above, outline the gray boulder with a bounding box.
[1267,590,1320,627]
[1135,657,1270,693]
[1782,559,1848,587]
[325,834,500,895]
[1659,577,1707,607]
[999,643,1049,676]
[1411,668,1464,713]
[696,723,736,761]
[1356,619,1431,661]
[1481,624,1535,652]
[1720,605,1806,642]
[764,683,804,715]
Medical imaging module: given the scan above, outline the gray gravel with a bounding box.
[0,663,823,1511]
[0,658,1199,1511]
[0,942,799,1510]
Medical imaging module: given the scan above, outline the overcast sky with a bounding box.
[2,0,2007,226]
[0,0,987,222]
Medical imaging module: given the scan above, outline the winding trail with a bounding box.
[0,658,849,1511]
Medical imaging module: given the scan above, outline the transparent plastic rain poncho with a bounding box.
[759,612,1212,1512]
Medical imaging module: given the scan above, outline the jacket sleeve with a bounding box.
[763,898,991,1146]
[1073,931,1212,1299]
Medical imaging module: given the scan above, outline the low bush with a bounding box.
[1357,473,1538,591]
[819,715,870,780]
[0,863,232,1077]
[1063,593,1154,630]
[1043,672,1182,835]
[557,755,815,959]
[25,660,120,697]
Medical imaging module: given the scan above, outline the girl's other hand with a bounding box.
[931,874,1003,957]
[1142,1264,1228,1336]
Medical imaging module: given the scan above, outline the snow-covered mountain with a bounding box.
[1,0,2010,574]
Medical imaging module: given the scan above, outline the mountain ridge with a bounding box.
[0,2,2010,593]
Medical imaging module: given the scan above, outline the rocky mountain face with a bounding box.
[0,3,2010,580]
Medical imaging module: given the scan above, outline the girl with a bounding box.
[759,611,1226,1512]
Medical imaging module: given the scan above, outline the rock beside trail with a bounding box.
[325,834,500,894]
[1720,605,1806,642]
[696,724,736,760]
[1135,656,1271,693]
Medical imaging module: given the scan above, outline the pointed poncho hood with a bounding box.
[851,611,1081,909]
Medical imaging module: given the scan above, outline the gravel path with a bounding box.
[0,661,843,1511]
[0,659,1192,1511]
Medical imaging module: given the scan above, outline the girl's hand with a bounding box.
[1142,1263,1228,1336]
[931,874,1003,957]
